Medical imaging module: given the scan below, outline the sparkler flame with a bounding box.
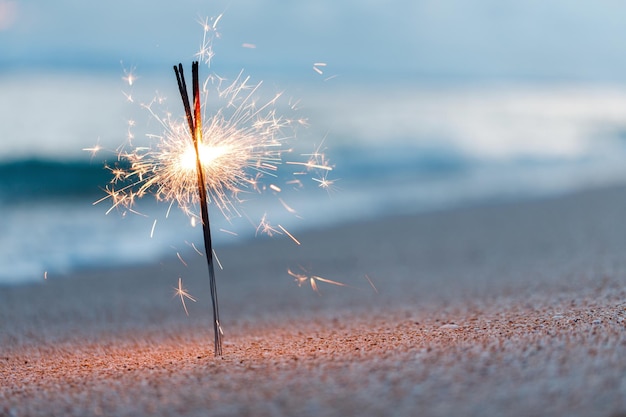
[106,71,294,222]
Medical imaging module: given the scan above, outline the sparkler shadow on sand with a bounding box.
[92,16,341,356]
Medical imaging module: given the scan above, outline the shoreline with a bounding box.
[2,184,626,416]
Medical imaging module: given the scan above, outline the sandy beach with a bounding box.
[2,185,626,417]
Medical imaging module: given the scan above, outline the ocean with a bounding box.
[3,72,626,285]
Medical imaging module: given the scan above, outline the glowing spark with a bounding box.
[191,242,203,256]
[278,198,297,214]
[288,267,348,295]
[122,64,138,86]
[269,184,281,193]
[213,13,223,29]
[312,175,339,194]
[278,225,300,245]
[83,144,102,158]
[174,277,196,316]
[242,43,256,49]
[256,214,281,237]
[313,62,327,75]
[126,119,135,140]
[364,274,379,294]
[43,271,48,280]
[176,252,188,267]
[286,179,303,188]
[313,177,332,188]
[106,165,124,181]
[213,249,224,270]
[287,161,333,171]
[219,228,238,236]
[150,219,157,238]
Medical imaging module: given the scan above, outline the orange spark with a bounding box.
[278,225,300,245]
[173,277,196,316]
[288,267,348,295]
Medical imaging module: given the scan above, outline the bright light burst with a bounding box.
[106,72,293,221]
[101,54,331,229]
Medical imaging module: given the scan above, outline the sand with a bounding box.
[1,185,626,417]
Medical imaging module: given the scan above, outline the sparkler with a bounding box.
[174,61,223,355]
[96,16,338,356]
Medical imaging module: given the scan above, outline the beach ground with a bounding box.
[2,186,626,417]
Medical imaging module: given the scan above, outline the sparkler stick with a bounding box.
[174,62,222,356]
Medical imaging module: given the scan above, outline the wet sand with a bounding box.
[2,185,626,416]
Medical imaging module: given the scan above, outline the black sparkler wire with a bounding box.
[174,62,223,356]
[173,64,195,136]
[192,61,222,357]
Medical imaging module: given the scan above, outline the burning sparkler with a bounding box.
[96,16,336,356]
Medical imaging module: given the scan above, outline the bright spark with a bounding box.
[313,62,327,75]
[256,214,281,237]
[150,219,157,238]
[288,267,348,295]
[278,198,297,214]
[312,176,332,188]
[176,252,188,266]
[83,144,102,159]
[278,225,300,245]
[312,175,339,194]
[213,249,224,270]
[364,274,379,294]
[122,64,138,86]
[174,277,196,316]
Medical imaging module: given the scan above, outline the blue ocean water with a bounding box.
[2,73,626,284]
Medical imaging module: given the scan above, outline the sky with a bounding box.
[3,0,626,82]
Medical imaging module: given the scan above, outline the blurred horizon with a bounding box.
[4,0,626,283]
